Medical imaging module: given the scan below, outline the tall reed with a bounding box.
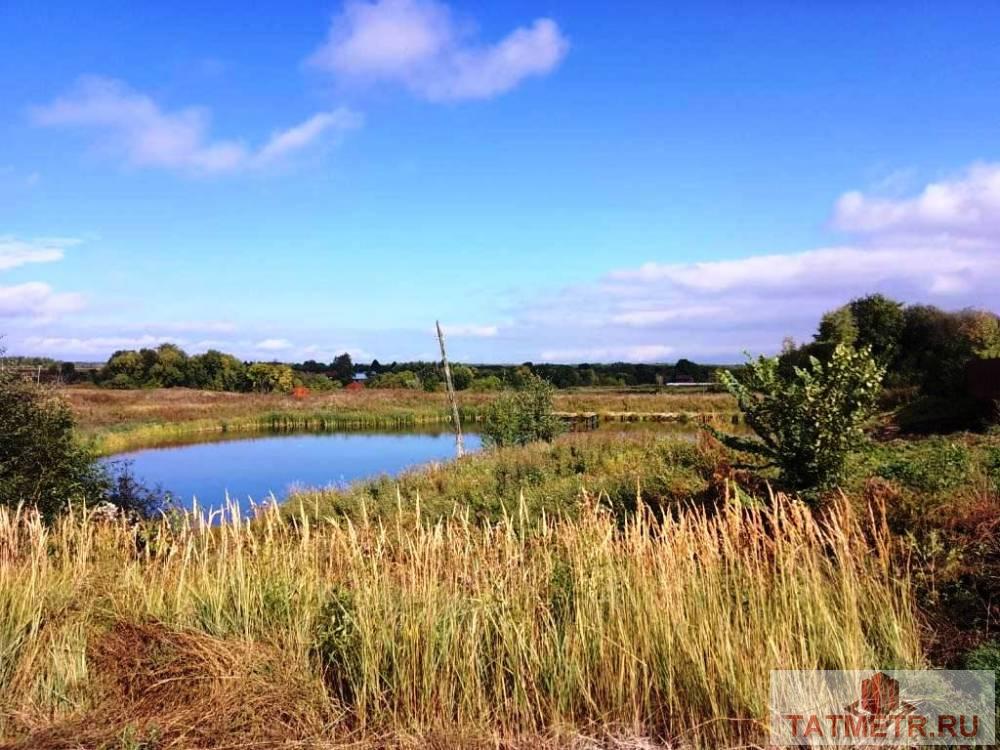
[0,490,921,748]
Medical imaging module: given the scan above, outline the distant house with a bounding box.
[352,372,368,382]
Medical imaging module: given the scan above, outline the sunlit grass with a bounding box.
[0,487,921,748]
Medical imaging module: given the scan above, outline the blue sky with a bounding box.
[2,1,999,363]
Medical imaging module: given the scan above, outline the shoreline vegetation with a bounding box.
[4,420,999,747]
[63,386,739,455]
[0,485,921,749]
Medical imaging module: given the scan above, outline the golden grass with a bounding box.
[61,387,737,455]
[0,488,921,749]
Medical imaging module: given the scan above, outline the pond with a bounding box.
[104,429,482,515]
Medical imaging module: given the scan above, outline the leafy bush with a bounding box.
[0,372,106,519]
[875,438,973,493]
[481,374,565,448]
[449,364,474,390]
[369,370,421,389]
[711,343,885,493]
[469,375,503,391]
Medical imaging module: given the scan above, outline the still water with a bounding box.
[105,429,482,514]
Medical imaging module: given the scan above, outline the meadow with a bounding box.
[0,480,919,749]
[62,386,737,455]
[3,376,998,748]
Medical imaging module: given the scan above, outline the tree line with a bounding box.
[22,345,720,393]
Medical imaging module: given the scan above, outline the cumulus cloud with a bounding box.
[512,164,1000,362]
[0,282,86,321]
[834,162,1000,238]
[33,77,361,174]
[308,0,568,101]
[21,335,163,356]
[0,236,79,270]
[0,236,86,328]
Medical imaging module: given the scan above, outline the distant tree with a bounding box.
[482,374,565,448]
[148,343,189,387]
[101,349,146,388]
[189,350,247,391]
[674,358,709,382]
[711,344,886,493]
[450,365,474,390]
[578,368,597,387]
[469,375,503,392]
[247,362,294,393]
[506,365,534,389]
[330,353,354,385]
[369,358,383,375]
[370,370,421,389]
[417,365,442,392]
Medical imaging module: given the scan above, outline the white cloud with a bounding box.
[22,335,162,356]
[436,323,498,337]
[0,236,86,327]
[0,282,86,320]
[308,0,568,101]
[834,162,1000,237]
[33,76,361,174]
[255,338,293,351]
[514,164,1000,362]
[255,109,363,164]
[612,305,729,327]
[0,236,79,270]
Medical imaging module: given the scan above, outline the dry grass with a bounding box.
[61,387,736,455]
[0,488,920,749]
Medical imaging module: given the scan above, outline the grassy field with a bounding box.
[0,483,920,749]
[6,387,995,748]
[62,386,737,455]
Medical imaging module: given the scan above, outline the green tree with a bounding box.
[102,349,145,387]
[469,375,503,391]
[450,365,474,391]
[482,374,565,448]
[0,371,105,519]
[962,310,1000,358]
[711,344,886,493]
[247,362,294,393]
[148,343,189,387]
[330,353,354,386]
[189,350,247,391]
[849,293,905,365]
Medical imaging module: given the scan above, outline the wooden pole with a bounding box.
[436,320,465,457]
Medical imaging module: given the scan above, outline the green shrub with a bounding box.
[481,374,565,448]
[876,438,973,493]
[469,375,503,391]
[985,447,1000,494]
[711,343,885,493]
[0,372,105,519]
